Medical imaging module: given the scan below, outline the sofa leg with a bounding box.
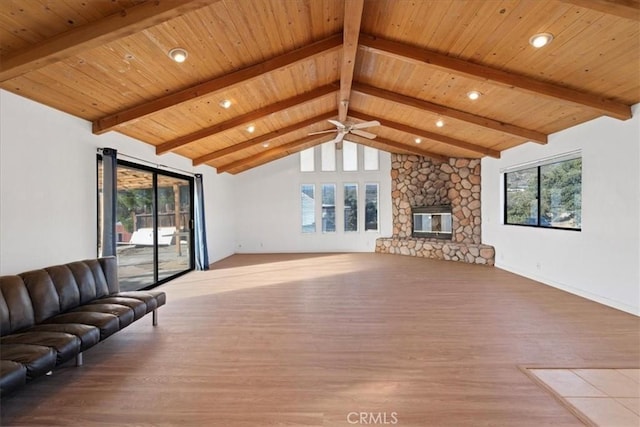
[152,309,158,326]
[76,353,83,367]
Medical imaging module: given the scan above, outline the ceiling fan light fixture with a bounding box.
[435,119,444,128]
[246,124,256,133]
[219,99,232,109]
[414,138,422,144]
[168,48,188,63]
[467,90,481,100]
[529,33,554,48]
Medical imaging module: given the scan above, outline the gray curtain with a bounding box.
[194,173,209,270]
[100,148,117,257]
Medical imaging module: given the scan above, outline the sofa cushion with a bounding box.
[116,291,166,313]
[44,265,81,312]
[1,344,56,380]
[65,262,99,304]
[20,270,60,324]
[80,259,111,298]
[90,297,147,321]
[0,360,27,396]
[69,303,134,329]
[0,276,36,335]
[1,332,81,366]
[44,312,119,340]
[27,323,100,352]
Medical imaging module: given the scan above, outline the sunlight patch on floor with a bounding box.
[162,253,370,300]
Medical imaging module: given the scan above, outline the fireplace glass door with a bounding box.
[412,206,452,239]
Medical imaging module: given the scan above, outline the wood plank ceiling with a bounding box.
[1,0,638,174]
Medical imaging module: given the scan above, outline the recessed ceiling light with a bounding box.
[262,142,270,148]
[529,33,554,48]
[467,90,481,100]
[168,48,188,63]
[435,119,444,128]
[414,138,422,144]
[247,125,255,133]
[219,99,232,109]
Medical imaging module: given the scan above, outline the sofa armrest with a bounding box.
[98,257,119,294]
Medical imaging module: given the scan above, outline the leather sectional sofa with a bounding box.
[0,256,166,395]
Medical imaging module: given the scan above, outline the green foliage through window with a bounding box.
[504,157,581,230]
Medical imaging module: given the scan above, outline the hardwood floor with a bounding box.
[2,253,638,426]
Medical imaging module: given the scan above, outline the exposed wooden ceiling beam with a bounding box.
[359,34,632,120]
[155,84,338,154]
[346,134,449,162]
[94,33,343,134]
[352,82,547,144]
[558,0,640,21]
[338,0,364,121]
[193,111,336,165]
[216,135,330,174]
[349,110,501,158]
[0,0,213,82]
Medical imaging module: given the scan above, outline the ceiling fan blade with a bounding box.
[330,131,347,144]
[352,120,380,129]
[328,119,346,129]
[350,129,377,139]
[308,129,337,136]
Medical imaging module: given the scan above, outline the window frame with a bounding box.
[299,147,315,172]
[364,182,379,232]
[343,182,359,232]
[342,141,358,172]
[503,156,582,232]
[300,183,316,233]
[321,183,337,233]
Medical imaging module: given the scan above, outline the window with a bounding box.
[504,156,581,230]
[321,184,336,232]
[301,184,315,232]
[321,142,336,171]
[344,183,358,232]
[505,168,538,225]
[300,147,315,172]
[296,142,386,235]
[365,183,379,231]
[342,141,358,171]
[364,146,379,171]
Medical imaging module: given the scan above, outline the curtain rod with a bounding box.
[97,148,197,177]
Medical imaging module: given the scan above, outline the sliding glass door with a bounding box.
[157,174,192,282]
[116,165,155,289]
[98,158,194,291]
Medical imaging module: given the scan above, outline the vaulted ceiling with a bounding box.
[1,0,638,174]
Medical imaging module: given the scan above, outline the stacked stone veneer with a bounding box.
[376,154,495,265]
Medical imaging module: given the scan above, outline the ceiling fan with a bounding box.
[309,119,381,144]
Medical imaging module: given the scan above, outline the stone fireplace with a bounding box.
[376,154,495,265]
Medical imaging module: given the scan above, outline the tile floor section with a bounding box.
[528,368,640,426]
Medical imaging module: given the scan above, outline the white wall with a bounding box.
[234,145,392,252]
[0,90,236,275]
[5,86,637,315]
[482,105,640,315]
